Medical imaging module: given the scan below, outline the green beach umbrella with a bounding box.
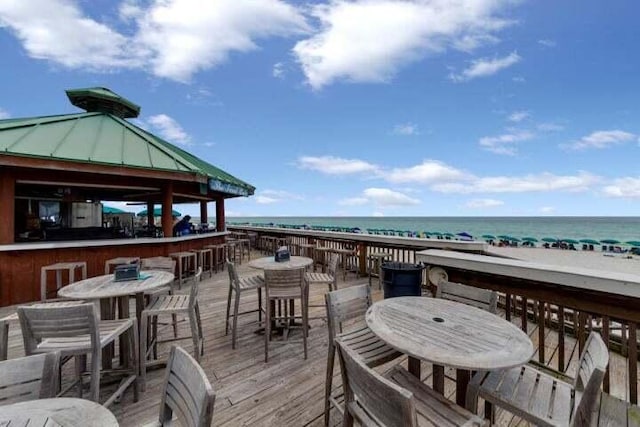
[562,239,580,244]
[579,239,600,245]
[625,241,640,247]
[137,208,181,217]
[482,234,496,239]
[430,231,442,236]
[497,234,511,240]
[600,239,620,245]
[442,232,455,237]
[508,236,521,242]
[102,205,127,214]
[541,237,558,243]
[522,237,538,242]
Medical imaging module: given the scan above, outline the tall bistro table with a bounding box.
[366,296,534,406]
[58,270,175,368]
[0,397,118,426]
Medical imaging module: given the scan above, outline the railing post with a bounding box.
[558,306,565,372]
[629,323,637,404]
[538,301,545,363]
[358,243,367,276]
[603,315,610,393]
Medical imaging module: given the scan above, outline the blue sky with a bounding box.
[1,0,639,217]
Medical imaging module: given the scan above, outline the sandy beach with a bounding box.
[487,245,640,275]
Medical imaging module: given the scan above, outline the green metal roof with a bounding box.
[0,111,255,196]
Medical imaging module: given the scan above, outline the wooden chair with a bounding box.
[436,280,498,313]
[17,303,138,406]
[324,284,401,426]
[336,338,487,427]
[467,331,609,426]
[158,345,215,427]
[305,253,338,320]
[226,260,265,349]
[0,352,60,405]
[141,268,204,391]
[264,267,307,362]
[142,257,178,338]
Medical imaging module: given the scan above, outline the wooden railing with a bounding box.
[230,225,640,405]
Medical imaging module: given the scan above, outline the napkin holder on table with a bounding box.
[114,264,140,281]
[275,246,290,262]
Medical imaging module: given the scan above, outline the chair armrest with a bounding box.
[527,360,573,383]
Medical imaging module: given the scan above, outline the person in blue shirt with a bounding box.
[173,215,191,236]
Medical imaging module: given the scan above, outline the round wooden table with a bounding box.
[366,296,533,405]
[0,397,119,426]
[248,256,313,270]
[58,270,174,368]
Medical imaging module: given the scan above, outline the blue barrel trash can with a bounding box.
[381,262,424,298]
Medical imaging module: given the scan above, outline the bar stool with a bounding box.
[298,242,316,259]
[104,257,140,275]
[367,252,391,289]
[237,238,251,263]
[190,248,214,278]
[169,252,197,289]
[314,247,333,273]
[334,245,358,280]
[205,244,226,273]
[40,262,87,301]
[225,240,239,264]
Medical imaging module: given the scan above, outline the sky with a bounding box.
[0,0,639,218]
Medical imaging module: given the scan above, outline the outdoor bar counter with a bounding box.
[0,232,227,306]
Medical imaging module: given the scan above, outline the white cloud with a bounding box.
[432,172,599,194]
[602,178,640,198]
[539,206,556,214]
[338,197,368,206]
[363,188,419,206]
[147,114,191,145]
[449,51,520,82]
[0,0,137,70]
[566,130,637,150]
[466,198,504,208]
[293,0,516,90]
[507,110,529,122]
[0,0,308,81]
[273,62,286,79]
[392,123,419,136]
[385,160,467,184]
[538,39,556,48]
[537,122,564,132]
[0,108,10,119]
[254,189,303,204]
[479,130,534,155]
[297,156,379,175]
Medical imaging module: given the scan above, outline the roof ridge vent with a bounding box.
[65,87,140,118]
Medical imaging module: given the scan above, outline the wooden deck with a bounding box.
[1,249,637,426]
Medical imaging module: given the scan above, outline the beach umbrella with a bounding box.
[521,237,538,242]
[600,239,620,245]
[102,205,128,214]
[430,231,442,236]
[457,232,473,239]
[625,241,640,247]
[497,234,511,240]
[579,239,600,245]
[137,208,181,217]
[508,236,521,242]
[481,234,496,239]
[541,237,558,243]
[442,232,455,237]
[562,239,580,244]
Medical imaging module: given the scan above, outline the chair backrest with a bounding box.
[17,303,100,356]
[325,284,371,343]
[336,338,417,427]
[226,260,239,287]
[570,332,609,427]
[263,268,304,299]
[327,253,339,277]
[436,281,498,313]
[0,352,60,405]
[188,267,203,308]
[142,257,176,274]
[159,345,215,427]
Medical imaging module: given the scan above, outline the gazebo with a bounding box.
[0,87,254,305]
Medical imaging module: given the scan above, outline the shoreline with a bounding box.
[487,246,640,275]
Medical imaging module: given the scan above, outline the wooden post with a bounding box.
[0,170,15,244]
[215,197,225,232]
[162,182,173,238]
[200,201,208,225]
[146,201,154,229]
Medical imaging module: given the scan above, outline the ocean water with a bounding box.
[225,217,640,243]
